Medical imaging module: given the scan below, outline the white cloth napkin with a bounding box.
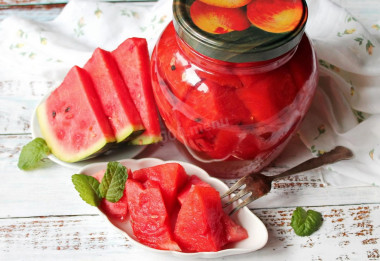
[1,0,379,186]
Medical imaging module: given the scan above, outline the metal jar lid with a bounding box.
[173,0,308,63]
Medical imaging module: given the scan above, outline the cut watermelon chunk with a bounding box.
[112,38,162,145]
[37,66,115,162]
[84,48,144,143]
[177,175,211,205]
[132,163,188,213]
[174,185,228,252]
[222,212,248,243]
[126,179,181,251]
[93,169,129,221]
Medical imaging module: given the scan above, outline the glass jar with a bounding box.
[150,0,318,178]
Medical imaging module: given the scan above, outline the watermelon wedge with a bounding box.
[37,66,115,162]
[126,179,181,251]
[112,38,162,145]
[84,48,144,143]
[132,163,188,213]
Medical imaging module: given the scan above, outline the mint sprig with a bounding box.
[72,161,128,207]
[291,207,323,236]
[18,138,51,170]
[72,174,102,206]
[99,162,128,203]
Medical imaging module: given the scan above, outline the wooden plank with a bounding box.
[0,204,379,260]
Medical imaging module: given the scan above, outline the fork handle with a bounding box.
[270,146,354,181]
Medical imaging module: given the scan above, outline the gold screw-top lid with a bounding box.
[173,0,308,63]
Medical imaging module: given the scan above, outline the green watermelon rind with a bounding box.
[129,133,162,145]
[37,102,114,163]
[115,123,145,144]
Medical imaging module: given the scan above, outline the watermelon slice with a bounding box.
[112,38,162,145]
[84,48,144,143]
[126,179,181,251]
[132,163,188,213]
[174,185,228,252]
[37,66,116,162]
[93,170,129,221]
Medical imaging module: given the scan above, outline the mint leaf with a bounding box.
[291,207,323,236]
[72,174,101,207]
[99,162,128,203]
[18,138,50,170]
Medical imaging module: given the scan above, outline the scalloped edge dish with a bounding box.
[78,158,268,258]
[30,93,146,170]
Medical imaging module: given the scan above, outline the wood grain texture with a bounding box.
[0,204,379,260]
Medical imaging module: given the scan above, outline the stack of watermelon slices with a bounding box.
[94,163,249,252]
[37,38,162,163]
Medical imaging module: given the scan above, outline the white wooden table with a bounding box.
[1,1,380,260]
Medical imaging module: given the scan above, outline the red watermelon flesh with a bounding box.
[174,185,228,252]
[112,38,162,145]
[177,178,248,246]
[84,48,144,143]
[236,66,298,122]
[184,79,252,124]
[126,179,181,251]
[132,163,188,213]
[222,212,249,243]
[155,23,196,101]
[37,66,115,162]
[177,175,211,205]
[93,169,129,221]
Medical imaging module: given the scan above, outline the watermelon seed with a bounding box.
[52,111,56,118]
[171,65,176,71]
[194,117,202,122]
[65,106,71,113]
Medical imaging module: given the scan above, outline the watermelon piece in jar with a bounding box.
[36,66,116,162]
[112,38,162,145]
[132,163,188,213]
[84,48,144,143]
[126,179,181,251]
[155,23,198,101]
[236,66,299,122]
[93,169,129,221]
[177,80,252,155]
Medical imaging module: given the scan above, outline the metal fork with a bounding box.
[221,146,354,215]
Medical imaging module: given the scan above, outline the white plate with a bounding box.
[78,158,268,258]
[31,94,146,170]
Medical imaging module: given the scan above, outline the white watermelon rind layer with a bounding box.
[37,101,113,163]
